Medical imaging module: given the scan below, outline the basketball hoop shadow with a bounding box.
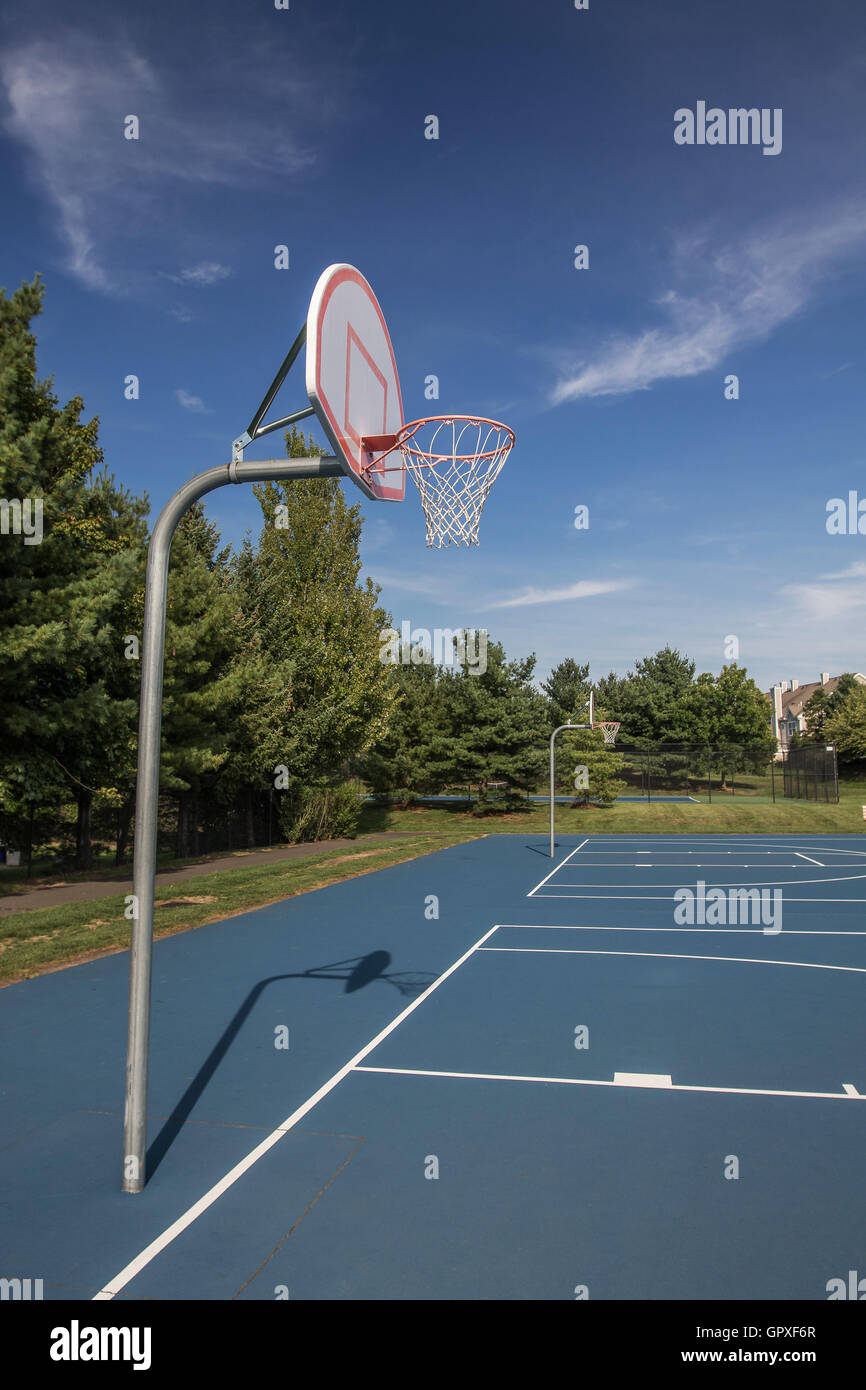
[146,952,436,1178]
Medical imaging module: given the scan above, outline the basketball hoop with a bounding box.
[362,416,514,548]
[597,721,621,746]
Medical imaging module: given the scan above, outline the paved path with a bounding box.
[0,833,427,916]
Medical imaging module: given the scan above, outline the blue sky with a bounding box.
[1,0,864,693]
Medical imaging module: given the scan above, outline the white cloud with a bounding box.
[0,35,315,293]
[488,579,632,609]
[167,262,233,288]
[551,203,866,402]
[819,561,866,580]
[782,569,866,623]
[175,389,210,414]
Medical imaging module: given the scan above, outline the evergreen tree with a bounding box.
[561,723,626,809]
[592,648,696,744]
[241,425,397,816]
[0,276,148,868]
[541,658,592,731]
[438,640,547,805]
[355,661,446,797]
[160,502,245,855]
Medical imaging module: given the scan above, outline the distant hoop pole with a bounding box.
[549,693,593,858]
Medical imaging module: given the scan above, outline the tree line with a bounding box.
[0,278,395,869]
[4,277,861,871]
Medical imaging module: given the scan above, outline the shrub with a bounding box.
[280,784,361,843]
[471,786,526,817]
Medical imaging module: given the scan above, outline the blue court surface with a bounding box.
[2,832,865,1301]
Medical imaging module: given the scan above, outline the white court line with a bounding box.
[548,873,866,889]
[355,1064,863,1103]
[534,893,866,903]
[614,1072,672,1088]
[796,852,825,866]
[480,945,866,977]
[569,840,866,857]
[843,1084,861,1097]
[92,924,500,1301]
[494,923,866,936]
[527,839,587,897]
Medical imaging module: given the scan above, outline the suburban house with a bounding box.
[767,672,866,752]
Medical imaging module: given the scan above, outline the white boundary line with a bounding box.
[547,873,866,889]
[354,1064,863,1104]
[493,922,866,936]
[480,945,866,976]
[527,839,587,897]
[552,838,866,857]
[534,893,866,903]
[796,852,825,866]
[93,924,499,1301]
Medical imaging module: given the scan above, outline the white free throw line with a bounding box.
[93,924,499,1301]
[527,839,588,897]
[354,1065,864,1103]
[796,852,825,866]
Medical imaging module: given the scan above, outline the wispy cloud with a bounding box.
[488,579,632,609]
[819,561,866,580]
[166,262,233,288]
[782,565,866,622]
[0,34,315,293]
[175,389,210,414]
[551,203,866,402]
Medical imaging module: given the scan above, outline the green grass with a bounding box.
[357,785,866,836]
[0,832,477,986]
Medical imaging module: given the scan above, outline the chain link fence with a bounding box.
[603,743,839,804]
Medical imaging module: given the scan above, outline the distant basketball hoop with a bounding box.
[598,721,621,746]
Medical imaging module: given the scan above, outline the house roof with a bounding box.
[765,674,866,719]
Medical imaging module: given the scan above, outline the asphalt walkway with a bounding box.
[0,832,425,916]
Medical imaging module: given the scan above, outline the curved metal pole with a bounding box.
[122,456,343,1193]
[549,693,593,858]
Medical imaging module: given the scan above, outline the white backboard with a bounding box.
[306,264,405,502]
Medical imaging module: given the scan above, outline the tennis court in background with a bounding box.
[2,832,865,1300]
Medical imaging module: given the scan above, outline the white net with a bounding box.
[398,417,514,548]
[598,722,621,745]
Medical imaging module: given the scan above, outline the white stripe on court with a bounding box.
[527,839,587,897]
[843,1084,861,1097]
[354,1064,864,1103]
[493,922,866,936]
[480,945,866,976]
[796,852,825,866]
[548,873,866,889]
[614,1072,672,1088]
[531,893,866,903]
[92,924,499,1301]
